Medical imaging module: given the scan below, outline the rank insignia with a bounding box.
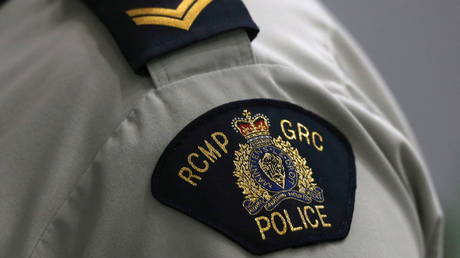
[152,99,356,254]
[82,0,258,73]
[126,0,214,30]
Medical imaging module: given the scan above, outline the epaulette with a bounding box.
[83,0,259,74]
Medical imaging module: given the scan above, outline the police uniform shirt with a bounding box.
[0,0,443,257]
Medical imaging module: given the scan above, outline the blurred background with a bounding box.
[321,0,460,256]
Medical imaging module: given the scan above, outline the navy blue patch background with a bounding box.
[152,99,356,254]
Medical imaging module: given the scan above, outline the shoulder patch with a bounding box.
[152,99,356,254]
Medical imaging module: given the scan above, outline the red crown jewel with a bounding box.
[231,110,270,140]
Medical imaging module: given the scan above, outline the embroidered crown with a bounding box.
[232,110,271,146]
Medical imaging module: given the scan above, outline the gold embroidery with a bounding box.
[280,119,325,152]
[270,212,288,235]
[303,206,319,228]
[284,209,303,232]
[254,216,271,240]
[187,153,209,173]
[198,140,222,163]
[233,136,322,211]
[126,0,195,18]
[280,119,296,140]
[315,205,332,227]
[312,131,324,151]
[211,132,229,154]
[297,206,309,229]
[254,205,332,240]
[178,131,230,186]
[232,110,324,215]
[126,0,213,30]
[178,167,201,186]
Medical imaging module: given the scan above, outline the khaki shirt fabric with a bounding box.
[0,0,443,257]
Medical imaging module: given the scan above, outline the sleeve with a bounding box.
[325,11,444,258]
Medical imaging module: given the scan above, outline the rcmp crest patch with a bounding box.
[152,99,356,254]
[231,110,324,215]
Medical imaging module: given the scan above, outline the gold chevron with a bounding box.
[126,0,195,18]
[126,0,213,30]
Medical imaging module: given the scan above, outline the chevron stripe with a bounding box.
[126,0,213,30]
